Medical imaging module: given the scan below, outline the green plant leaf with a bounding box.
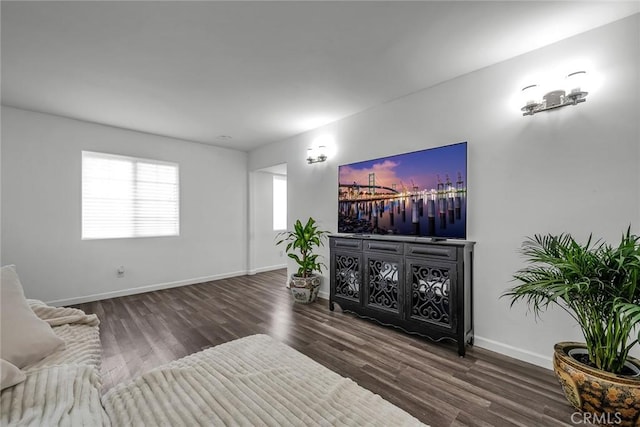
[503,228,640,373]
[274,217,329,277]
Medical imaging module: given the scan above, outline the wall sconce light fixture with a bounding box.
[520,71,588,116]
[306,145,327,164]
[306,134,335,164]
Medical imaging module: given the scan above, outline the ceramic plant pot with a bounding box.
[289,274,321,304]
[553,342,640,427]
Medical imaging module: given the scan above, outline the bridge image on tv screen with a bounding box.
[338,142,467,239]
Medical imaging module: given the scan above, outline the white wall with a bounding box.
[1,107,248,305]
[248,170,287,274]
[248,15,640,368]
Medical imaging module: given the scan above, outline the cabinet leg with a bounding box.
[329,301,335,311]
[458,342,466,357]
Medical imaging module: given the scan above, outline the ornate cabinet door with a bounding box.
[332,250,362,303]
[330,237,363,311]
[405,258,457,332]
[364,254,403,316]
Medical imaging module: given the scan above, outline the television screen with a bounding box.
[338,142,467,239]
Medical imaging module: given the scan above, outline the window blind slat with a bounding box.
[82,151,180,239]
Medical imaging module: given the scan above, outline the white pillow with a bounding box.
[1,358,26,390]
[0,265,64,368]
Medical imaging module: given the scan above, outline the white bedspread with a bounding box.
[0,365,110,427]
[24,300,102,372]
[102,334,427,426]
[1,300,108,426]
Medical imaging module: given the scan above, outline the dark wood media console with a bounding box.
[329,235,474,356]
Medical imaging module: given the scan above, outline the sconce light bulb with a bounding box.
[567,71,587,94]
[521,84,540,106]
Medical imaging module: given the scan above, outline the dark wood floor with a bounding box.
[74,269,580,426]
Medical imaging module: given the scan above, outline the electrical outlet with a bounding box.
[117,266,125,277]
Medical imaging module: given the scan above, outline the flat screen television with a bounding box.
[338,142,467,239]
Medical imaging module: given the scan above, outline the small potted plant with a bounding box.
[503,228,640,426]
[276,217,329,304]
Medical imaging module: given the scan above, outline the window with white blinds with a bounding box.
[82,151,179,239]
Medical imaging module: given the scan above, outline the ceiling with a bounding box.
[2,1,638,152]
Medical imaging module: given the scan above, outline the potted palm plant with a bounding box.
[276,217,329,304]
[503,228,640,426]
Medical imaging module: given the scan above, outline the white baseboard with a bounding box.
[247,264,286,275]
[318,290,329,300]
[45,270,248,307]
[474,335,553,370]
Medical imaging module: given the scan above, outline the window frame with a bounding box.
[81,150,180,240]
